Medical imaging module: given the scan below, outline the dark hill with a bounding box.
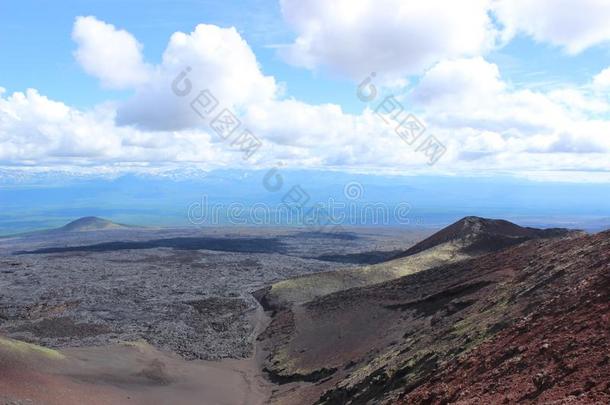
[261,216,578,308]
[397,216,576,257]
[57,217,129,232]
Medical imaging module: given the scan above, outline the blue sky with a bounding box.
[2,0,610,232]
[0,0,359,111]
[2,0,610,112]
[1,0,610,182]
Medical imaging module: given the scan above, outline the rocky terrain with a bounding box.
[401,236,610,404]
[256,217,609,404]
[1,216,608,405]
[0,220,424,361]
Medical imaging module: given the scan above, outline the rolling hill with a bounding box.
[56,216,131,232]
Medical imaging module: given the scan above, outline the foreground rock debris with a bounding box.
[1,217,608,404]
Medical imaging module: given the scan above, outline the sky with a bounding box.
[1,0,610,183]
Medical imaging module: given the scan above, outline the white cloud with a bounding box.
[494,0,610,54]
[409,57,610,168]
[2,16,610,181]
[411,57,505,107]
[0,88,231,166]
[593,67,610,90]
[0,89,119,162]
[72,19,278,131]
[278,0,497,81]
[116,24,278,131]
[72,16,152,89]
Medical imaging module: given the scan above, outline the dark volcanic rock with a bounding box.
[1,227,412,360]
[396,216,577,258]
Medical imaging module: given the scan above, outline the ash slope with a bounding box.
[259,220,606,404]
[400,234,610,404]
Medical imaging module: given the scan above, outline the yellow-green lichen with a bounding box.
[0,337,65,360]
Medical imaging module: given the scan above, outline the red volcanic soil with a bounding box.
[401,233,610,404]
[260,228,609,404]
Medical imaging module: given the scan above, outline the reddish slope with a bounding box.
[400,234,610,404]
[260,231,609,404]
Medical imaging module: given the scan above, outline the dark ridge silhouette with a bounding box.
[315,250,404,265]
[3,216,135,238]
[16,237,287,255]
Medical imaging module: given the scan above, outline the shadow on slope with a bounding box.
[314,250,404,265]
[16,236,288,255]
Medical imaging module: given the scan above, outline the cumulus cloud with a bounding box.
[72,16,152,89]
[278,0,497,82]
[116,24,278,131]
[494,0,610,54]
[277,0,610,80]
[409,57,610,167]
[411,57,505,107]
[0,89,119,162]
[0,84,440,171]
[73,18,278,131]
[3,15,610,179]
[0,89,230,166]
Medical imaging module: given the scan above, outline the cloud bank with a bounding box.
[2,4,610,181]
[279,0,496,82]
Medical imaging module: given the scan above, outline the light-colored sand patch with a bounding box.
[269,241,471,306]
[0,307,273,405]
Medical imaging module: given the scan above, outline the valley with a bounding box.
[0,217,607,404]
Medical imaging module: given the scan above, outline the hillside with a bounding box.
[259,228,607,404]
[258,217,577,308]
[396,216,572,257]
[57,217,130,232]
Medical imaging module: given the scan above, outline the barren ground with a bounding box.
[0,227,426,361]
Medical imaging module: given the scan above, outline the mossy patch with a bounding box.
[0,336,65,360]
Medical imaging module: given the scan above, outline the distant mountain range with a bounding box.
[1,169,609,235]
